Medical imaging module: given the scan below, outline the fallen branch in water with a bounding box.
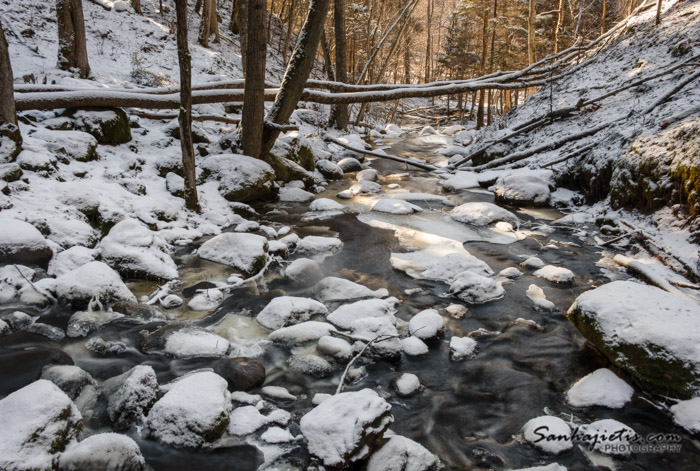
[334,334,399,395]
[324,135,437,171]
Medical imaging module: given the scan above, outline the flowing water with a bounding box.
[2,132,699,470]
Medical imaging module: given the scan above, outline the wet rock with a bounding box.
[300,389,393,467]
[493,169,553,206]
[256,296,328,330]
[41,261,136,308]
[144,371,231,448]
[25,322,65,341]
[67,310,124,338]
[112,300,168,322]
[57,433,145,471]
[40,364,96,400]
[450,202,520,228]
[284,258,323,287]
[366,434,439,471]
[337,157,364,173]
[0,218,53,267]
[4,310,33,331]
[0,380,83,471]
[99,218,179,282]
[200,154,277,203]
[85,336,127,355]
[213,357,266,392]
[198,232,269,276]
[316,159,344,179]
[72,108,131,145]
[103,365,159,430]
[448,271,505,304]
[568,280,700,397]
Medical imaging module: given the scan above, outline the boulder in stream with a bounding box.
[104,365,159,430]
[448,271,505,304]
[198,232,269,276]
[366,434,439,471]
[57,433,145,471]
[256,296,328,330]
[450,202,519,228]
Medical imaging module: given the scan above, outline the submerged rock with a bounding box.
[568,280,700,397]
[300,389,393,467]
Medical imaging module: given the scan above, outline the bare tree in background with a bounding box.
[132,0,142,14]
[174,0,200,212]
[241,0,267,158]
[0,22,22,161]
[199,0,220,47]
[330,0,349,129]
[56,0,90,78]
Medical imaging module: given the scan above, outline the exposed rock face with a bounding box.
[300,389,393,467]
[568,280,700,398]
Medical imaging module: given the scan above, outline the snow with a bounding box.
[402,336,429,356]
[327,298,398,330]
[145,371,231,448]
[187,288,224,311]
[317,335,353,360]
[568,280,700,367]
[279,187,315,203]
[366,435,438,471]
[309,198,345,211]
[579,419,636,455]
[256,296,328,330]
[99,218,178,281]
[0,380,82,471]
[104,365,158,430]
[268,321,337,345]
[449,271,506,304]
[450,202,520,228]
[228,405,269,436]
[493,169,553,205]
[230,391,262,406]
[408,309,444,340]
[164,329,231,358]
[261,426,297,444]
[526,285,556,311]
[198,232,268,275]
[522,416,573,454]
[47,246,96,277]
[510,465,567,471]
[351,317,402,358]
[566,368,634,408]
[670,397,700,433]
[371,198,423,214]
[46,260,136,305]
[314,276,388,303]
[300,389,393,467]
[0,218,52,263]
[40,365,95,400]
[235,221,260,233]
[395,373,422,396]
[161,294,183,308]
[289,353,334,377]
[534,265,575,284]
[500,267,523,278]
[261,386,297,401]
[450,336,478,360]
[521,257,546,269]
[57,433,145,471]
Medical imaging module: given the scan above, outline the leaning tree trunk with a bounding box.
[329,0,349,129]
[56,0,91,78]
[241,0,267,158]
[260,0,331,157]
[174,0,200,212]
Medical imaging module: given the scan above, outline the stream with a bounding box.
[2,131,700,471]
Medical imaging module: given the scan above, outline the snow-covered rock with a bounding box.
[57,433,145,471]
[366,435,439,471]
[450,336,477,360]
[295,235,343,258]
[99,218,178,281]
[144,371,231,448]
[0,264,52,306]
[200,154,277,202]
[521,256,546,269]
[450,202,519,228]
[337,157,364,172]
[284,258,323,287]
[198,232,268,276]
[419,126,437,136]
[349,180,382,195]
[402,336,429,356]
[522,416,573,454]
[103,365,159,430]
[187,289,224,311]
[493,169,553,206]
[526,285,555,311]
[408,309,444,340]
[0,218,53,267]
[47,246,95,277]
[317,335,353,360]
[40,365,96,401]
[670,397,700,433]
[0,380,82,471]
[316,159,344,179]
[443,171,479,192]
[579,419,636,455]
[499,267,523,278]
[534,265,575,285]
[566,368,634,408]
[261,385,296,401]
[394,373,422,396]
[510,464,567,471]
[30,128,98,162]
[309,198,345,211]
[279,187,315,203]
[161,294,183,308]
[315,276,387,303]
[228,405,269,436]
[289,353,335,377]
[448,271,505,304]
[371,198,423,214]
[164,328,231,358]
[256,296,328,330]
[261,427,296,444]
[357,169,379,182]
[46,261,136,307]
[385,123,403,137]
[300,389,393,467]
[351,316,402,358]
[268,321,337,345]
[568,280,700,396]
[327,298,398,330]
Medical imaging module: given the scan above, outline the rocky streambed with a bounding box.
[1,130,700,471]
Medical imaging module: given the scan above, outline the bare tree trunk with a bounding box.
[160,0,163,15]
[477,5,489,129]
[424,0,433,83]
[230,0,240,34]
[487,0,497,125]
[601,0,607,35]
[0,23,17,126]
[132,0,142,14]
[238,0,249,73]
[282,0,296,64]
[174,0,200,212]
[655,0,662,25]
[195,0,203,15]
[56,0,91,78]
[320,33,336,81]
[268,0,275,42]
[210,0,220,43]
[528,0,536,65]
[555,0,564,52]
[330,0,348,129]
[241,0,267,158]
[403,46,411,83]
[261,0,331,157]
[199,0,212,47]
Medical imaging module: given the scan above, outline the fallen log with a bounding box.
[324,135,437,171]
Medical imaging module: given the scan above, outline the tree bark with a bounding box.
[230,0,240,34]
[56,0,91,78]
[555,0,564,53]
[282,0,296,64]
[329,0,348,129]
[174,0,200,212]
[210,0,220,43]
[655,0,662,25]
[424,0,433,83]
[260,0,331,157]
[199,0,212,47]
[132,0,142,14]
[528,0,537,65]
[241,0,267,158]
[0,23,18,126]
[601,0,607,35]
[238,0,249,73]
[476,4,489,129]
[320,33,336,81]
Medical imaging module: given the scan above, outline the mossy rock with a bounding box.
[267,153,315,186]
[166,121,210,144]
[200,153,278,203]
[0,123,22,163]
[71,107,132,145]
[0,163,22,182]
[286,144,315,172]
